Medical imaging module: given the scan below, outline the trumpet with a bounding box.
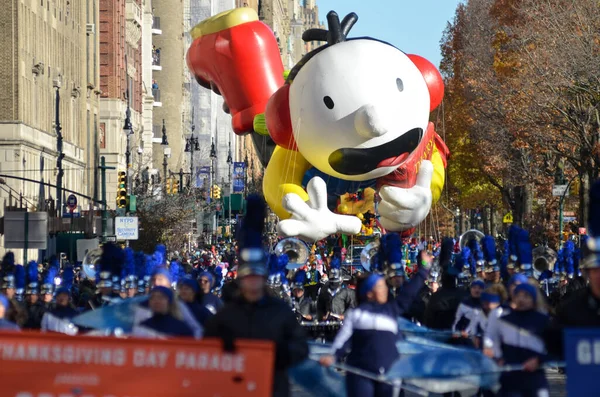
[274,237,310,270]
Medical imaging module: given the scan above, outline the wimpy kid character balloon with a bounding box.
[187,9,449,242]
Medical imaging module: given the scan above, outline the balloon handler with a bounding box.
[187,8,449,242]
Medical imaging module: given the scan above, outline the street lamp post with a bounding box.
[185,125,200,188]
[53,73,64,217]
[161,120,169,194]
[124,55,133,198]
[227,141,232,231]
[209,139,217,243]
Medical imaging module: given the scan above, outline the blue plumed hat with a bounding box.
[237,194,268,278]
[481,235,498,272]
[292,269,307,289]
[14,264,25,299]
[378,233,404,277]
[582,180,600,269]
[56,264,74,297]
[41,257,60,295]
[122,248,137,290]
[467,238,484,273]
[516,228,533,276]
[25,261,39,294]
[134,251,148,292]
[169,260,183,288]
[563,241,575,278]
[329,247,342,282]
[98,242,125,288]
[507,225,520,268]
[0,252,16,289]
[438,237,455,269]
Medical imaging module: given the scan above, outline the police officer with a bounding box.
[204,195,308,397]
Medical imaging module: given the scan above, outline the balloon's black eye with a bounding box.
[323,96,335,109]
[396,78,404,92]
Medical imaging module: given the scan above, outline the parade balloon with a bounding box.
[187,8,449,242]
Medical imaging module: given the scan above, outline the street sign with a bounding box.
[66,194,78,211]
[104,235,117,242]
[553,184,569,197]
[4,212,48,249]
[115,216,139,240]
[502,213,513,224]
[564,328,600,396]
[62,212,81,218]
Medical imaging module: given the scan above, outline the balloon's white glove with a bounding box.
[378,160,434,231]
[277,177,362,242]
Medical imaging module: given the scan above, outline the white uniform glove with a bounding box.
[277,177,362,242]
[378,160,434,231]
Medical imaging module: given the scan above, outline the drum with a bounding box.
[301,320,342,343]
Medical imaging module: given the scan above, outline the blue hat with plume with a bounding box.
[329,247,342,282]
[507,226,520,265]
[467,238,484,273]
[153,245,167,267]
[563,241,575,278]
[169,260,183,288]
[378,233,404,277]
[98,242,125,288]
[213,265,224,290]
[237,194,268,278]
[122,248,137,290]
[26,261,39,294]
[516,228,533,276]
[0,252,16,289]
[56,264,74,296]
[481,235,498,272]
[41,257,60,294]
[438,237,455,269]
[14,264,25,297]
[499,240,509,276]
[582,180,600,269]
[292,269,307,289]
[267,253,287,286]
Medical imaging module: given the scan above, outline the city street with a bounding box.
[292,369,566,397]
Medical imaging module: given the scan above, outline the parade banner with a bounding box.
[194,166,211,188]
[564,328,600,396]
[232,162,246,193]
[0,331,274,397]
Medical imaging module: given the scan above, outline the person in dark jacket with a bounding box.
[24,289,47,329]
[0,294,19,331]
[291,272,314,321]
[486,283,550,396]
[319,264,428,397]
[177,278,213,327]
[198,271,224,314]
[204,195,308,397]
[424,270,466,330]
[138,286,194,337]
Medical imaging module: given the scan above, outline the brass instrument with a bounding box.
[360,241,380,272]
[532,246,558,274]
[459,229,485,249]
[274,237,310,270]
[81,247,102,280]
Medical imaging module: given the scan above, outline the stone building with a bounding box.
[150,0,191,184]
[0,0,100,259]
[98,0,144,208]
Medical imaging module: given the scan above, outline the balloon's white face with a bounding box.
[289,39,431,181]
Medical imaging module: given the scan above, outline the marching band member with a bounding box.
[291,270,314,321]
[41,265,79,335]
[133,286,194,338]
[204,195,308,397]
[452,279,485,332]
[485,283,551,396]
[177,277,214,327]
[0,294,19,330]
[23,261,46,329]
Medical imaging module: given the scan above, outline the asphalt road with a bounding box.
[291,369,566,397]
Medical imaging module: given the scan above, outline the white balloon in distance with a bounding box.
[277,177,362,242]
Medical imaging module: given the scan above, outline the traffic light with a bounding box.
[172,179,179,194]
[116,171,127,208]
[213,185,221,199]
[166,178,172,194]
[209,185,214,198]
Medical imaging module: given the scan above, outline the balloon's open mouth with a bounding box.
[328,128,423,175]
